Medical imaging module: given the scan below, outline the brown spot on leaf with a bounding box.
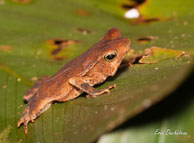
[136,36,158,45]
[0,45,13,52]
[137,17,160,23]
[51,46,63,55]
[76,9,90,16]
[50,39,80,47]
[133,0,146,5]
[121,0,146,9]
[47,39,81,61]
[76,27,92,35]
[122,4,134,9]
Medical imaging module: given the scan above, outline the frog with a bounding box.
[17,28,131,134]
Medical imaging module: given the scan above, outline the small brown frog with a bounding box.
[18,28,131,134]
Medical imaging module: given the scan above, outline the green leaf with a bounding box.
[0,0,193,143]
[0,125,12,143]
[98,71,194,143]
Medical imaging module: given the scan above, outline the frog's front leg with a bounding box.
[69,77,116,98]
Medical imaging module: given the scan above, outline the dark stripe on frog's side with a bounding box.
[80,83,90,91]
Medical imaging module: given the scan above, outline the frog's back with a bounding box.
[52,28,125,80]
[53,40,107,79]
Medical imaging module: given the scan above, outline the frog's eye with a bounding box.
[104,52,117,61]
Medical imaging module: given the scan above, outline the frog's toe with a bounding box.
[17,117,24,127]
[18,114,30,134]
[18,107,36,134]
[23,119,30,134]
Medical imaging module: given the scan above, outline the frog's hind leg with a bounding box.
[24,76,50,102]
